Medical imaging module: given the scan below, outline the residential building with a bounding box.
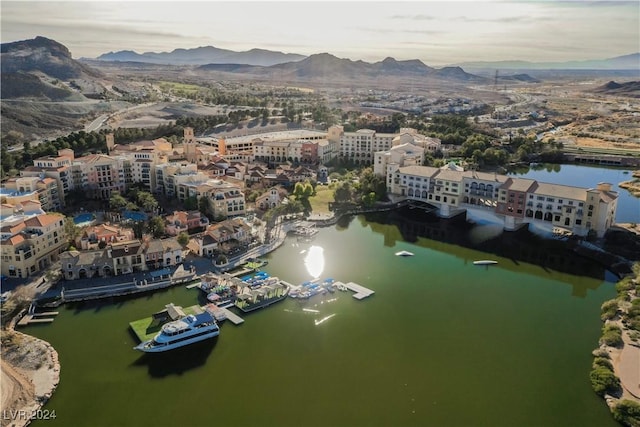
[165,210,209,236]
[255,186,288,210]
[195,218,253,257]
[0,213,66,278]
[388,165,618,237]
[1,176,61,211]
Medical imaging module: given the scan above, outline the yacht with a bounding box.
[134,312,219,353]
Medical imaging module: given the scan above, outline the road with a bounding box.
[84,102,158,132]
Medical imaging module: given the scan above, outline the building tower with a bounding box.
[183,127,197,163]
[106,133,115,155]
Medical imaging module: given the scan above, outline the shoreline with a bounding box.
[0,328,60,427]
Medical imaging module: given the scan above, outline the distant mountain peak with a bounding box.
[97,44,306,66]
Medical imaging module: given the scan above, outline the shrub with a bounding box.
[600,324,624,347]
[616,277,634,294]
[590,366,621,396]
[592,357,613,370]
[601,300,619,321]
[612,400,640,427]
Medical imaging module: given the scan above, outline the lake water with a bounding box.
[27,208,619,427]
[510,163,639,223]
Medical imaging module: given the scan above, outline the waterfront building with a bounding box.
[0,212,66,278]
[61,236,187,280]
[195,218,253,257]
[389,166,618,237]
[143,237,185,269]
[374,142,426,186]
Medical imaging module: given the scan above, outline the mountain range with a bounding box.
[456,53,639,71]
[95,43,639,71]
[197,53,488,83]
[96,46,306,66]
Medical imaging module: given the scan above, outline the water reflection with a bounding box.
[131,338,218,378]
[304,245,325,278]
[360,207,613,295]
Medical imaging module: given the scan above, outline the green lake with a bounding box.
[26,211,618,427]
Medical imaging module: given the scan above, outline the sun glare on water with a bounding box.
[304,245,325,279]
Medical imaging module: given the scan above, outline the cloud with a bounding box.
[391,14,437,21]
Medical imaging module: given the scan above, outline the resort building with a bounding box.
[164,210,209,236]
[195,218,254,257]
[1,176,61,211]
[0,212,67,278]
[255,186,288,210]
[388,165,618,237]
[337,128,396,165]
[21,149,75,207]
[60,237,186,280]
[174,178,246,219]
[77,223,135,250]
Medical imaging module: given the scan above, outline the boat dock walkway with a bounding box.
[335,281,375,300]
[217,307,244,325]
[16,310,59,327]
[185,281,201,289]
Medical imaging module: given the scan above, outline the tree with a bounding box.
[63,217,82,247]
[136,191,158,212]
[146,216,165,238]
[334,182,353,203]
[184,196,198,210]
[612,400,640,426]
[198,196,210,217]
[109,193,127,211]
[177,232,189,246]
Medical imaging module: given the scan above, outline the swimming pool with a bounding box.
[73,213,95,226]
[122,211,147,222]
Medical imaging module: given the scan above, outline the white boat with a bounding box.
[473,260,498,266]
[395,250,414,257]
[134,312,219,353]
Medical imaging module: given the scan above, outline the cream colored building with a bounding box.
[389,165,618,237]
[0,213,67,278]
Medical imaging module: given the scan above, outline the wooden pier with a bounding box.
[336,281,375,300]
[16,310,59,327]
[216,306,244,325]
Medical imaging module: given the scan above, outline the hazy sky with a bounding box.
[2,0,639,65]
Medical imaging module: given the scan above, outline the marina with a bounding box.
[24,213,619,427]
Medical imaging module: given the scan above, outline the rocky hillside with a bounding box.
[199,53,488,83]
[593,81,640,98]
[1,36,105,100]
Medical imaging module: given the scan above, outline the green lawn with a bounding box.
[129,305,202,342]
[308,186,334,214]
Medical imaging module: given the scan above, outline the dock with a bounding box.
[336,281,375,300]
[216,307,244,325]
[185,281,201,289]
[129,304,204,342]
[17,315,55,326]
[16,308,59,327]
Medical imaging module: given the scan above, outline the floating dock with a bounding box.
[215,306,244,325]
[129,304,203,342]
[17,315,55,326]
[334,281,375,300]
[16,309,59,327]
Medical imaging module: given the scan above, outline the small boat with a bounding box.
[473,260,498,266]
[395,250,414,257]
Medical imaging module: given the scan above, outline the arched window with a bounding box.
[534,211,543,220]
